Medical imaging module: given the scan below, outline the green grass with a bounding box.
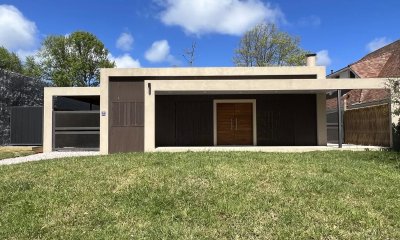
[1,151,400,239]
[0,148,34,160]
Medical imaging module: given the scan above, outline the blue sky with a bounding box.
[1,0,399,73]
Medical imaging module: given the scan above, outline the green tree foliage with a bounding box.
[385,77,400,150]
[233,23,309,67]
[40,31,115,87]
[386,78,400,116]
[23,56,43,80]
[0,47,23,73]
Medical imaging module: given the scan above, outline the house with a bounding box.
[42,54,387,154]
[326,40,400,145]
[327,39,400,111]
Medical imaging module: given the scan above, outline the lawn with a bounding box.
[0,151,399,239]
[0,147,35,160]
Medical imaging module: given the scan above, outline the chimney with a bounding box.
[306,53,317,67]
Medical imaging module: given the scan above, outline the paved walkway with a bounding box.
[155,144,387,152]
[0,151,100,166]
[1,144,387,166]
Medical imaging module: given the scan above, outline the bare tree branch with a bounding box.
[183,41,196,66]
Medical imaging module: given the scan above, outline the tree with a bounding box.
[40,31,115,87]
[23,56,43,79]
[233,23,308,67]
[386,78,400,116]
[386,76,400,150]
[183,41,196,66]
[0,47,23,73]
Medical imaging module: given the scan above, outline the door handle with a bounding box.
[231,118,233,130]
[235,118,238,130]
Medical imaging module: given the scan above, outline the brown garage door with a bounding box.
[109,79,144,153]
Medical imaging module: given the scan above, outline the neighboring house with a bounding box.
[42,54,386,154]
[326,39,400,145]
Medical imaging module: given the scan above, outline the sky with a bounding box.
[0,0,399,73]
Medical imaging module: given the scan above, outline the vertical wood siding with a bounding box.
[109,78,144,153]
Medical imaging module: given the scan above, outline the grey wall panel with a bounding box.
[10,107,43,145]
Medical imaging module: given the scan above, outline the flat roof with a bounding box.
[100,66,326,78]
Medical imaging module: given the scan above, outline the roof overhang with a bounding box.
[147,78,387,94]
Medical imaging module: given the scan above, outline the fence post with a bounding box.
[337,89,343,148]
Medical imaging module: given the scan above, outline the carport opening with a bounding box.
[53,96,100,151]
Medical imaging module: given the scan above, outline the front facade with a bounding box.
[43,55,387,154]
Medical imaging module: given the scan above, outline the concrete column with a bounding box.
[43,88,53,153]
[144,80,156,152]
[99,70,109,154]
[316,93,327,145]
[337,90,343,148]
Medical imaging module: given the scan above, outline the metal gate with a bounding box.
[53,111,100,150]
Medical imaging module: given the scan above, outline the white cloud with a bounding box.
[145,40,171,62]
[0,5,37,50]
[108,53,141,68]
[16,49,39,61]
[366,37,392,52]
[157,0,285,35]
[116,32,134,51]
[316,50,331,66]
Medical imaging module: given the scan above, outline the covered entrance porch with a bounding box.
[155,93,319,148]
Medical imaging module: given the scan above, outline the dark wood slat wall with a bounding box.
[155,94,317,147]
[156,97,214,147]
[294,95,318,145]
[256,94,317,146]
[109,78,144,153]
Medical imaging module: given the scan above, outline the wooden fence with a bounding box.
[344,104,390,146]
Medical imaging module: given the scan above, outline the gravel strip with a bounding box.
[0,151,100,166]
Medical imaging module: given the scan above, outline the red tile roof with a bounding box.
[326,89,390,111]
[327,40,399,110]
[350,39,400,78]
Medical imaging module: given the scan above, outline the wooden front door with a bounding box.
[216,102,253,145]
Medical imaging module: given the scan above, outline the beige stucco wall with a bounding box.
[43,87,101,153]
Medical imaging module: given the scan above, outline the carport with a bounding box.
[43,87,100,152]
